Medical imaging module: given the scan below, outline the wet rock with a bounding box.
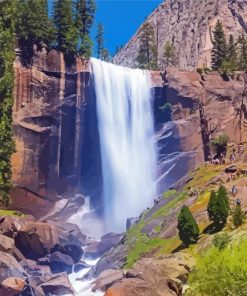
[126,217,139,230]
[51,243,83,263]
[84,233,123,259]
[92,269,124,292]
[73,260,92,273]
[39,272,74,296]
[49,251,74,274]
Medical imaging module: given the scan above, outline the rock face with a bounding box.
[11,49,90,216]
[11,49,247,215]
[114,0,247,70]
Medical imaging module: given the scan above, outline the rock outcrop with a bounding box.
[114,0,247,70]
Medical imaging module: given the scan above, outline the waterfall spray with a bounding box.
[91,58,157,232]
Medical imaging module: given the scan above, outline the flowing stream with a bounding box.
[91,58,157,233]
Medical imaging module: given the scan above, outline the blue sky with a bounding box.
[92,0,162,56]
[48,0,162,56]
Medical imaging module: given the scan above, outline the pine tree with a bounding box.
[211,20,227,70]
[163,41,176,67]
[136,22,158,70]
[226,35,237,69]
[177,206,199,246]
[233,204,244,228]
[74,0,95,58]
[15,0,54,63]
[207,186,229,228]
[96,22,104,59]
[207,191,218,222]
[101,48,110,62]
[53,0,77,56]
[238,34,247,71]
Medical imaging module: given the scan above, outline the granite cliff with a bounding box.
[10,49,247,218]
[114,0,247,70]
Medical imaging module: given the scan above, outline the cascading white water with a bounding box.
[91,58,157,232]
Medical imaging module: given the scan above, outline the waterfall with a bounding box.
[90,58,157,232]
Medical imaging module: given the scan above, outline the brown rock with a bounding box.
[39,272,74,295]
[0,277,26,296]
[0,251,25,281]
[0,234,14,254]
[92,269,124,292]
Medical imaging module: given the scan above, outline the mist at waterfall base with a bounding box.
[91,58,157,233]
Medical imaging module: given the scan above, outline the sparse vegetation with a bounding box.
[233,204,244,228]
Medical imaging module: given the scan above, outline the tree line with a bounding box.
[211,20,247,73]
[4,0,110,64]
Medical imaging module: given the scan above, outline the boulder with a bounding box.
[0,277,26,296]
[14,231,47,260]
[49,251,74,274]
[14,221,59,260]
[51,243,83,263]
[21,221,59,250]
[0,234,14,254]
[39,272,74,296]
[0,251,25,281]
[92,269,124,292]
[225,165,238,174]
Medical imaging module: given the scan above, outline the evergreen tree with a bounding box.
[177,206,199,246]
[211,20,227,70]
[136,22,158,70]
[53,0,77,57]
[15,0,54,63]
[233,204,244,228]
[226,35,237,69]
[101,48,110,62]
[163,41,176,67]
[74,0,96,58]
[207,186,229,228]
[96,22,104,59]
[238,34,247,71]
[207,191,218,223]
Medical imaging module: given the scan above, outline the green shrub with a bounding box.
[212,232,230,250]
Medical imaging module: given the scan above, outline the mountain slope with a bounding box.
[113,0,247,70]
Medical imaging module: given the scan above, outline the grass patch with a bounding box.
[152,190,188,220]
[187,164,223,189]
[186,238,247,296]
[163,189,177,199]
[0,209,24,217]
